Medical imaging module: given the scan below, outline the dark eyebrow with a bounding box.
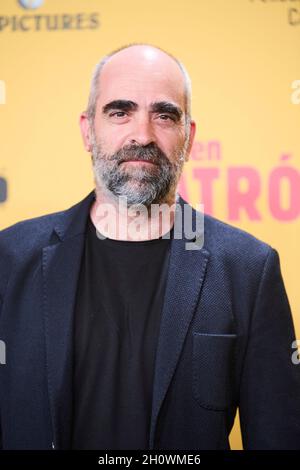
[102,100,138,115]
[150,101,183,121]
[102,99,183,121]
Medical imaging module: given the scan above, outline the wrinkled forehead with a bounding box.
[97,49,186,111]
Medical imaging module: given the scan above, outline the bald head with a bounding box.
[86,43,192,128]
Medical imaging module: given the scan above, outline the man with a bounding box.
[0,44,300,450]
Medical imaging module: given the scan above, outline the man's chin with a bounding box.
[109,184,163,207]
[113,192,158,208]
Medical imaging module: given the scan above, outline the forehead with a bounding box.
[97,52,186,109]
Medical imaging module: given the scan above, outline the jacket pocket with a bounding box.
[192,332,237,411]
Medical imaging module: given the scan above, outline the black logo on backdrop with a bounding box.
[0,178,7,203]
[249,0,300,26]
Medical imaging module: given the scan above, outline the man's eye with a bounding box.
[159,114,174,121]
[110,111,127,118]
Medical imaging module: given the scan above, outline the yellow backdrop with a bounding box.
[0,0,299,450]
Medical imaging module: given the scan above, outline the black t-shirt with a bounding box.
[71,215,173,449]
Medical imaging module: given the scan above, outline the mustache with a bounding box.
[110,143,169,166]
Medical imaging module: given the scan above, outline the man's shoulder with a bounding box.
[190,211,279,295]
[0,212,61,296]
[0,209,66,255]
[201,210,273,271]
[0,191,93,255]
[204,212,270,250]
[180,194,272,258]
[0,191,94,252]
[1,209,61,234]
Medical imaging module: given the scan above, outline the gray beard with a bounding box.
[91,138,186,207]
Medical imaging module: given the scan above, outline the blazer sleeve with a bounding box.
[239,247,300,449]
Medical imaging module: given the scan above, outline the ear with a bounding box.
[79,112,93,152]
[184,120,196,162]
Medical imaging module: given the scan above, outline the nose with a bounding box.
[128,115,155,147]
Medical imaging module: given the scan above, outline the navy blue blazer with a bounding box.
[0,190,300,450]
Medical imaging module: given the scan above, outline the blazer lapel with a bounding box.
[149,197,210,449]
[42,190,95,449]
